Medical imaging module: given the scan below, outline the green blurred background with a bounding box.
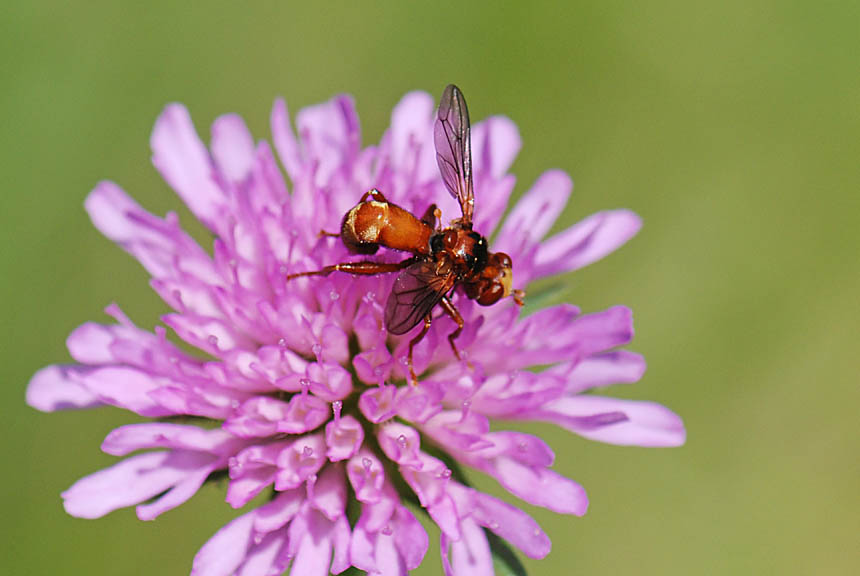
[2,1,858,574]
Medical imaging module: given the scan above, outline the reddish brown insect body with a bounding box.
[287,84,524,385]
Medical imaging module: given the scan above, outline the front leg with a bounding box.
[439,295,465,361]
[407,314,433,387]
[286,258,414,280]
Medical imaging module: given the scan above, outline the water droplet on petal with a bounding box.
[332,400,343,421]
[489,520,499,530]
[311,343,323,357]
[207,335,219,346]
[440,468,452,479]
[329,290,340,301]
[278,337,287,348]
[302,446,314,457]
[362,457,372,470]
[307,473,317,485]
[231,399,241,409]
[518,441,528,452]
[399,356,409,366]
[373,366,383,377]
[533,528,541,536]
[363,291,376,303]
[253,532,263,544]
[396,434,407,448]
[381,524,393,536]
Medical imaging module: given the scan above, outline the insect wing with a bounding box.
[384,261,453,335]
[434,84,474,225]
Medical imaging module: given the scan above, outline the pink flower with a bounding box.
[27,89,685,575]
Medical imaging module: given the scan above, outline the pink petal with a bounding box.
[358,385,398,423]
[393,506,428,570]
[472,491,551,559]
[162,313,255,356]
[65,322,115,364]
[325,414,364,462]
[102,423,236,456]
[330,515,352,574]
[226,468,276,509]
[473,431,555,468]
[276,393,331,434]
[479,304,634,371]
[211,113,256,183]
[347,451,385,504]
[348,524,377,571]
[136,464,214,521]
[85,181,219,284]
[192,508,255,576]
[541,396,686,447]
[296,94,360,188]
[253,489,304,533]
[274,434,326,490]
[224,397,292,438]
[556,350,646,394]
[533,209,642,278]
[456,114,518,250]
[472,114,520,180]
[288,508,333,576]
[377,423,422,470]
[495,169,572,256]
[78,366,173,417]
[308,464,347,521]
[270,98,302,181]
[492,460,589,516]
[226,441,289,508]
[236,531,288,576]
[26,365,102,412]
[449,518,493,576]
[151,104,226,231]
[389,91,437,184]
[63,451,215,519]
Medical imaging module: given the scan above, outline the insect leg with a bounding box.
[407,314,433,387]
[439,296,465,361]
[286,258,414,281]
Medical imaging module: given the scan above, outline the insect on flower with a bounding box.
[288,84,524,385]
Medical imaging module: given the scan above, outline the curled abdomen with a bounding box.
[341,200,432,255]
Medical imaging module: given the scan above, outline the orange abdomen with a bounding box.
[341,200,432,256]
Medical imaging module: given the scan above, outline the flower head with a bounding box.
[28,89,685,575]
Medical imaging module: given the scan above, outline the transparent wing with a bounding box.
[434,84,474,226]
[384,261,454,335]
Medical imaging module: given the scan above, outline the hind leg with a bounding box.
[286,258,414,280]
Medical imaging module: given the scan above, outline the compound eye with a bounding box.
[495,252,513,269]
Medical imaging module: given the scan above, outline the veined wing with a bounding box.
[434,84,474,226]
[384,260,455,335]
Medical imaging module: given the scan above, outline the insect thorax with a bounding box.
[430,227,489,275]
